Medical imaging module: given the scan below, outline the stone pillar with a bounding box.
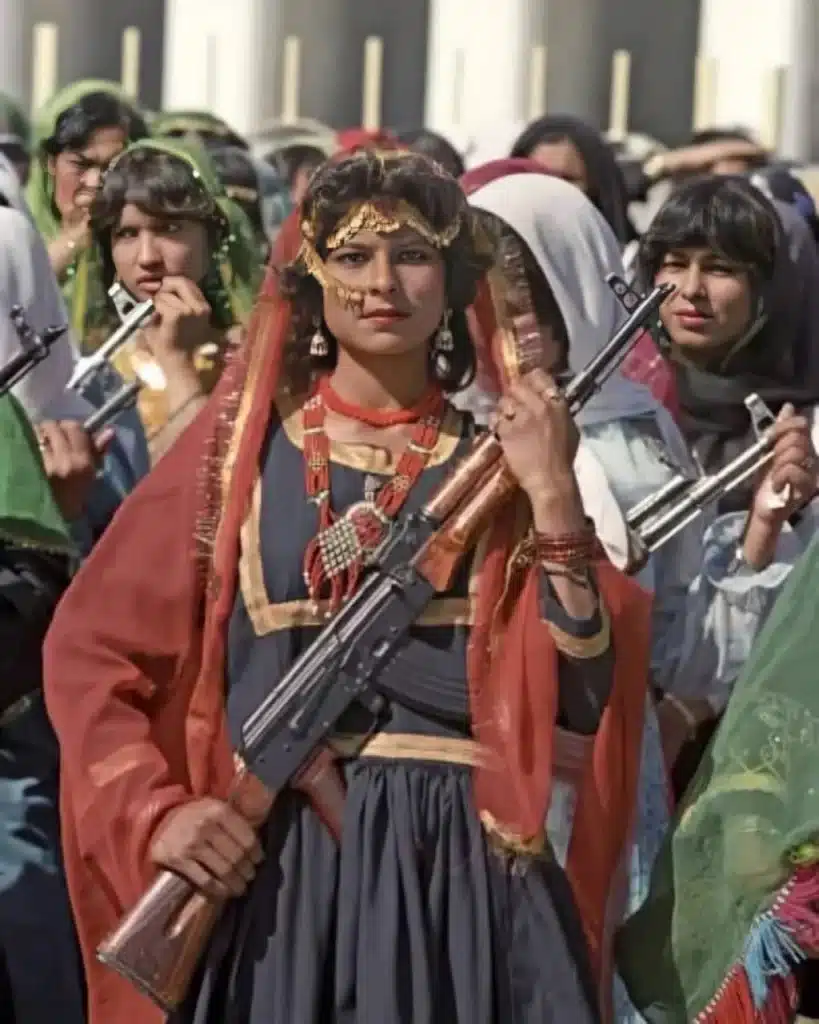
[0,0,27,102]
[162,0,283,136]
[425,0,546,143]
[698,0,814,160]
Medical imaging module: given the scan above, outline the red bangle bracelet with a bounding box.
[534,519,599,569]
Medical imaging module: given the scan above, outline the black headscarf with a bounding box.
[672,201,819,510]
[510,115,635,245]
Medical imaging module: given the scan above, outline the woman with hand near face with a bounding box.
[45,150,653,1024]
[90,138,262,460]
[26,81,148,351]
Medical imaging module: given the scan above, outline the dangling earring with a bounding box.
[310,320,329,358]
[432,309,454,379]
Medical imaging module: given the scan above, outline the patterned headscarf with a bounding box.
[100,137,263,327]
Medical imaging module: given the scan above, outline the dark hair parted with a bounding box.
[42,91,148,157]
[279,149,494,394]
[510,115,635,244]
[91,146,224,290]
[639,175,780,286]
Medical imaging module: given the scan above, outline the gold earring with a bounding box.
[310,320,329,358]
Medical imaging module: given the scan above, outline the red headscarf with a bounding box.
[461,159,680,418]
[336,128,400,154]
[461,157,551,196]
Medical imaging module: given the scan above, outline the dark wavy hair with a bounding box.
[279,149,493,394]
[91,146,234,327]
[639,175,780,287]
[41,91,147,158]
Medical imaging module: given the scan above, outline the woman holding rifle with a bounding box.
[636,176,819,793]
[457,161,817,1023]
[44,149,656,1024]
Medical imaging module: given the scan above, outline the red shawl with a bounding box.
[44,272,651,1023]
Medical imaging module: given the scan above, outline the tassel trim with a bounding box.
[694,867,819,1022]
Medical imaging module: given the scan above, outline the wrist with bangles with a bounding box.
[517,517,600,578]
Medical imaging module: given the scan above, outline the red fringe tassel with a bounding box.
[694,868,819,1022]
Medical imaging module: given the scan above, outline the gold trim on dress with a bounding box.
[546,606,612,661]
[239,474,477,636]
[479,810,549,858]
[328,731,493,768]
[276,390,464,471]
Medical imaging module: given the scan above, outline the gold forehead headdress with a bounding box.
[298,199,462,308]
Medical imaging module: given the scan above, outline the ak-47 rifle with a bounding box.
[96,278,673,1012]
[606,278,793,565]
[0,308,67,399]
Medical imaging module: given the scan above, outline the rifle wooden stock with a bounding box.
[418,459,519,591]
[422,432,503,521]
[98,745,344,1012]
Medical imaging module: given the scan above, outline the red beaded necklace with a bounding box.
[302,376,446,610]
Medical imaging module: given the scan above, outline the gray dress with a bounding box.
[176,413,613,1024]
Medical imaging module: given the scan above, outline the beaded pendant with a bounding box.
[301,380,445,611]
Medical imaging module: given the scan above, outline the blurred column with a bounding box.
[698,0,814,160]
[0,0,27,100]
[162,0,284,136]
[425,0,547,142]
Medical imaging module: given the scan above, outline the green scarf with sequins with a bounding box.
[107,137,262,327]
[618,528,819,1021]
[150,110,243,147]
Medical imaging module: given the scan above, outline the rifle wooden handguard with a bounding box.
[97,745,344,1012]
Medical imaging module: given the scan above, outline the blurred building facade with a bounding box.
[1,0,818,159]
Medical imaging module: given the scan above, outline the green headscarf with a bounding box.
[0,93,30,150]
[26,80,145,350]
[151,110,245,148]
[0,394,73,554]
[617,532,819,1021]
[105,137,262,326]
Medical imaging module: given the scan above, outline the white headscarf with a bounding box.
[0,155,87,420]
[468,172,661,427]
[0,154,29,218]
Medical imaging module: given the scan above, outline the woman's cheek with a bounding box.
[54,171,79,215]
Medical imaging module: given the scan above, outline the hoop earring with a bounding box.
[310,320,329,358]
[431,309,454,379]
